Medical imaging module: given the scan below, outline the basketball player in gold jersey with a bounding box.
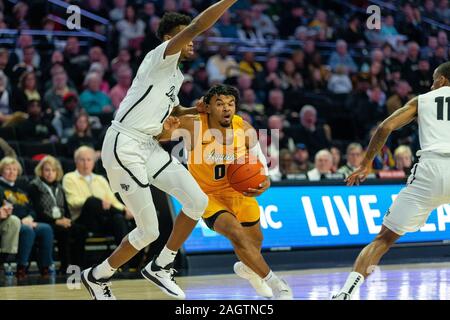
[160,84,293,299]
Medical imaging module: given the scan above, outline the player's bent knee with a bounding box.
[128,227,160,250]
[183,191,208,221]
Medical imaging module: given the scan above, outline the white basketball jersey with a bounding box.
[417,86,450,156]
[112,41,184,137]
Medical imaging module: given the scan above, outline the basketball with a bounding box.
[227,155,266,194]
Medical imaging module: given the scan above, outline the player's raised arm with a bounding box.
[164,0,238,57]
[346,97,418,186]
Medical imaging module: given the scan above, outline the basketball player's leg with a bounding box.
[333,165,439,300]
[139,159,207,299]
[150,159,207,265]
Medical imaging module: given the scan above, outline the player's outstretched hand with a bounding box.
[195,97,206,113]
[345,165,371,186]
[243,176,271,197]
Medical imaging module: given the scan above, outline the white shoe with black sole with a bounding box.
[81,267,116,300]
[141,257,185,300]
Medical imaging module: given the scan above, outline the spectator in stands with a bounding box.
[278,2,307,39]
[79,72,113,116]
[43,70,76,112]
[178,74,203,107]
[0,197,20,266]
[17,100,58,143]
[266,88,289,118]
[330,145,342,173]
[237,14,266,47]
[240,88,265,127]
[309,9,329,36]
[0,157,54,279]
[430,46,448,71]
[52,92,80,143]
[206,45,238,84]
[62,146,132,246]
[307,149,333,181]
[386,80,413,115]
[239,51,263,80]
[216,10,238,38]
[420,36,438,60]
[66,112,99,159]
[380,14,400,39]
[402,42,421,82]
[280,59,304,92]
[328,40,357,73]
[251,4,278,39]
[179,0,199,18]
[394,145,414,176]
[327,65,352,94]
[109,65,132,110]
[0,48,12,78]
[436,0,450,25]
[340,15,366,45]
[140,16,162,59]
[116,5,146,50]
[290,105,331,157]
[411,59,433,94]
[308,52,330,92]
[111,48,132,76]
[13,71,41,113]
[0,70,13,125]
[262,55,282,91]
[268,115,293,151]
[337,143,364,178]
[29,156,88,272]
[437,30,448,48]
[279,149,300,179]
[293,143,314,174]
[422,0,437,19]
[63,37,90,90]
[109,0,126,23]
[87,62,110,94]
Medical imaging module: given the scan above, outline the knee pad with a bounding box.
[182,190,208,221]
[128,226,159,250]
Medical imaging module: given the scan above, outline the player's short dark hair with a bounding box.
[157,12,192,41]
[436,61,450,81]
[204,84,240,106]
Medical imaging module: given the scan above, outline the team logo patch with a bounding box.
[120,183,130,191]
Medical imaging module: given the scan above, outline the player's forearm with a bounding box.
[191,0,238,35]
[361,125,391,167]
[171,105,198,117]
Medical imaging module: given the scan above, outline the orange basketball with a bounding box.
[227,155,266,194]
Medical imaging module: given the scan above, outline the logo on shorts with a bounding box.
[120,183,130,191]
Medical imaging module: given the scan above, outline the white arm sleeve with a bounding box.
[249,142,269,176]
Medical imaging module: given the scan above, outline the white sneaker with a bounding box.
[141,257,185,299]
[233,262,273,298]
[81,267,116,300]
[331,292,351,300]
[269,278,293,300]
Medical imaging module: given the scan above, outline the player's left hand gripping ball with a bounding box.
[244,176,271,197]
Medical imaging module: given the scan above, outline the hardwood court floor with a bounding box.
[0,262,449,300]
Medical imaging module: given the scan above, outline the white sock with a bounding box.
[263,270,280,287]
[155,246,177,268]
[93,259,117,280]
[340,271,365,297]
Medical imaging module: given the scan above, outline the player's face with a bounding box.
[208,95,236,128]
[171,25,195,60]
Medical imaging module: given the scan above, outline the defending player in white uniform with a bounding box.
[81,0,239,300]
[333,61,450,300]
